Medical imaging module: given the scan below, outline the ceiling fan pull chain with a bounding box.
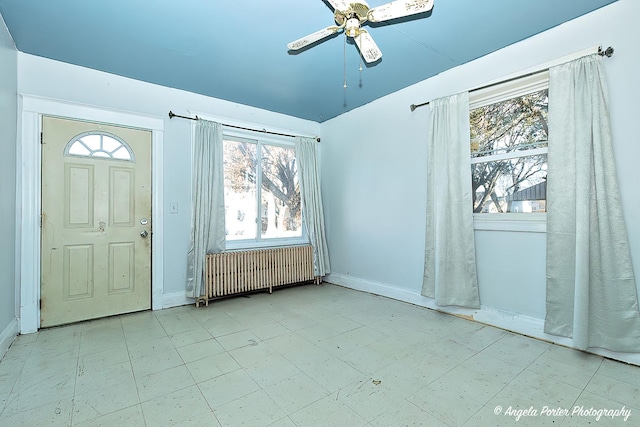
[343,33,348,89]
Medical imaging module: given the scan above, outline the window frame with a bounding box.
[222,129,308,250]
[469,72,549,233]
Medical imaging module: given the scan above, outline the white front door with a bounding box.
[40,116,152,327]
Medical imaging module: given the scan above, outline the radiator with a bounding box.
[197,245,319,307]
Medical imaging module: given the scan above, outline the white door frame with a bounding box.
[18,95,165,333]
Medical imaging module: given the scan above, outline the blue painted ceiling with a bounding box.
[0,0,617,122]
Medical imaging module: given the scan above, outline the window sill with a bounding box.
[473,213,546,233]
[225,237,310,251]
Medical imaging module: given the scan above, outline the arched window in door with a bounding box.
[64,131,135,161]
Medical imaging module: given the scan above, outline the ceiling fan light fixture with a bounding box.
[345,18,360,38]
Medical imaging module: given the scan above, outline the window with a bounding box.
[64,131,134,161]
[223,135,304,247]
[469,73,548,230]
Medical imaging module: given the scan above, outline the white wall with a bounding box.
[322,0,640,361]
[16,53,320,306]
[0,12,18,355]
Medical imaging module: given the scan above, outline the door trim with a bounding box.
[19,94,165,333]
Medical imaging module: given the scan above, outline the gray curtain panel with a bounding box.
[295,137,330,277]
[422,92,480,309]
[186,120,226,298]
[545,54,640,352]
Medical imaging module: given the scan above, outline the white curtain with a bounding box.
[422,92,480,308]
[545,54,640,351]
[186,120,226,298]
[295,137,330,277]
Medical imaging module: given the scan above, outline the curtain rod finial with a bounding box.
[598,46,614,57]
[168,111,175,119]
[410,104,416,112]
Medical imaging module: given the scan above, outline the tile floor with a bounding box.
[1,283,639,426]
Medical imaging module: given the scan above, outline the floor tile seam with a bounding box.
[137,380,196,406]
[286,391,369,425]
[334,387,379,425]
[208,327,253,340]
[130,358,189,383]
[263,370,332,406]
[445,392,499,426]
[553,385,640,426]
[0,369,22,413]
[209,384,314,421]
[535,344,605,370]
[69,325,90,427]
[138,385,220,426]
[241,361,301,389]
[524,346,604,388]
[449,332,508,356]
[0,391,19,420]
[193,382,224,426]
[338,353,396,377]
[335,379,410,423]
[409,374,488,412]
[120,316,147,426]
[176,342,227,365]
[367,398,430,426]
[521,365,596,392]
[578,376,640,411]
[1,392,75,422]
[594,365,640,389]
[474,350,537,372]
[409,401,458,427]
[70,401,142,426]
[216,365,330,416]
[419,344,480,382]
[491,360,529,390]
[481,367,589,424]
[504,340,555,374]
[453,362,529,424]
[493,379,577,413]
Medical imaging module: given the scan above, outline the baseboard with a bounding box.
[0,318,19,360]
[161,291,194,309]
[325,273,640,366]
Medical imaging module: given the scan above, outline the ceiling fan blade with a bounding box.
[287,26,340,50]
[354,30,382,63]
[326,0,349,12]
[368,0,434,23]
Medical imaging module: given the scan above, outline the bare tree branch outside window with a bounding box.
[470,89,548,213]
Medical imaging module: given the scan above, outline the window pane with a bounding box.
[260,145,302,239]
[223,140,257,240]
[472,154,547,213]
[102,135,121,152]
[112,146,132,160]
[68,141,91,156]
[82,134,101,151]
[471,89,548,158]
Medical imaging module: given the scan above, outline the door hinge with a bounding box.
[40,132,44,144]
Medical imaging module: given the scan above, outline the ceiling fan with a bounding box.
[287,0,435,63]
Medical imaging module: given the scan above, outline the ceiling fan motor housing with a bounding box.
[334,2,371,26]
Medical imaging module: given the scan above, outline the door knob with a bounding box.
[140,230,149,238]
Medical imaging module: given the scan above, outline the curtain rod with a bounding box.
[168,111,321,142]
[409,46,615,112]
